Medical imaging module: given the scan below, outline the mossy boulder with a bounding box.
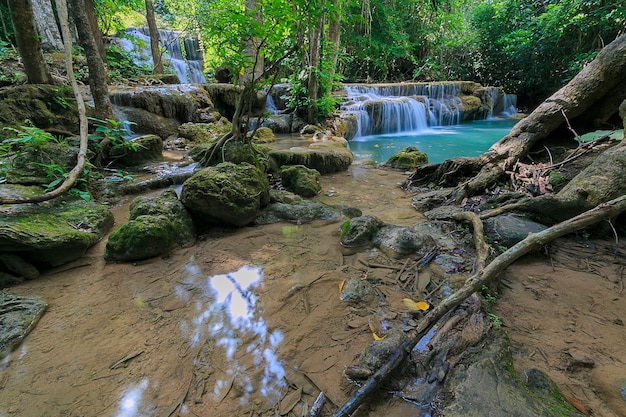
[180,162,270,227]
[340,215,385,248]
[108,134,163,167]
[250,127,276,144]
[0,85,80,140]
[178,119,232,144]
[187,139,268,172]
[373,224,438,257]
[280,165,321,198]
[268,141,353,174]
[3,140,77,185]
[105,189,196,262]
[381,146,428,170]
[0,186,114,269]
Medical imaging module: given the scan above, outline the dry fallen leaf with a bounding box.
[402,298,430,311]
[338,280,345,293]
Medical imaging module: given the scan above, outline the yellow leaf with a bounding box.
[372,332,386,340]
[402,298,430,311]
[339,280,345,293]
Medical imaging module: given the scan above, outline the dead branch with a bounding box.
[331,193,626,417]
[0,0,88,205]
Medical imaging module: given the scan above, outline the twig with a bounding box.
[108,351,144,370]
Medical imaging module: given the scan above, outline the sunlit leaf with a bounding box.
[402,298,430,311]
[372,332,386,341]
[338,280,345,293]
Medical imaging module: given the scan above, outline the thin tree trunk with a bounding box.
[7,0,53,84]
[84,0,106,62]
[325,0,341,95]
[0,0,88,205]
[68,0,112,121]
[145,0,163,74]
[307,9,324,123]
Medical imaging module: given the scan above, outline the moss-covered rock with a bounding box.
[180,162,270,227]
[381,146,428,170]
[0,292,47,358]
[178,119,233,144]
[3,140,77,185]
[373,224,438,257]
[268,141,353,174]
[187,139,269,172]
[250,127,276,144]
[105,189,195,262]
[0,85,80,140]
[0,187,113,268]
[340,215,385,248]
[280,165,321,198]
[108,134,163,167]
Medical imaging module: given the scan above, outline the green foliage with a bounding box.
[89,118,139,151]
[105,169,135,183]
[481,284,499,303]
[106,43,153,80]
[1,124,60,156]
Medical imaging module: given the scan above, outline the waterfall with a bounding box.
[341,82,465,137]
[117,28,206,84]
[342,82,517,138]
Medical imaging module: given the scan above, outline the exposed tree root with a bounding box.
[332,193,626,417]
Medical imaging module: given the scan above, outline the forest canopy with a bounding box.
[0,0,624,107]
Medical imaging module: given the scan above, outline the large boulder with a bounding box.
[280,165,321,198]
[0,185,114,270]
[107,134,163,167]
[268,140,353,174]
[177,119,232,144]
[180,162,270,227]
[0,85,80,140]
[3,141,77,185]
[105,189,196,261]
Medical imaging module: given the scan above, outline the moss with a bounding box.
[382,146,428,170]
[548,170,566,186]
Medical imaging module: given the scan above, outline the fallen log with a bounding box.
[331,193,626,417]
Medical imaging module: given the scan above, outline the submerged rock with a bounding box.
[340,215,385,248]
[280,165,321,198]
[0,292,47,359]
[373,224,438,257]
[255,201,358,225]
[0,186,114,269]
[105,189,195,261]
[181,162,270,227]
[339,277,374,303]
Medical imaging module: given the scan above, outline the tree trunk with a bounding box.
[324,0,341,95]
[7,0,54,84]
[31,0,64,51]
[68,0,112,121]
[84,0,106,62]
[240,0,263,84]
[404,33,626,201]
[145,0,163,74]
[307,10,324,123]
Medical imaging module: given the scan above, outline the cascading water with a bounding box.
[341,82,517,138]
[117,28,206,84]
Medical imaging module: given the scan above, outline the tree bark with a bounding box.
[404,33,626,201]
[307,9,324,123]
[31,0,64,51]
[7,0,54,84]
[68,0,112,121]
[145,0,163,74]
[325,0,342,95]
[84,0,106,62]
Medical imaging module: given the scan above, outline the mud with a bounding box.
[0,162,624,416]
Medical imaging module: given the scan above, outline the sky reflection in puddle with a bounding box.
[186,264,286,404]
[116,378,148,417]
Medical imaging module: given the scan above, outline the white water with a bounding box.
[117,28,206,84]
